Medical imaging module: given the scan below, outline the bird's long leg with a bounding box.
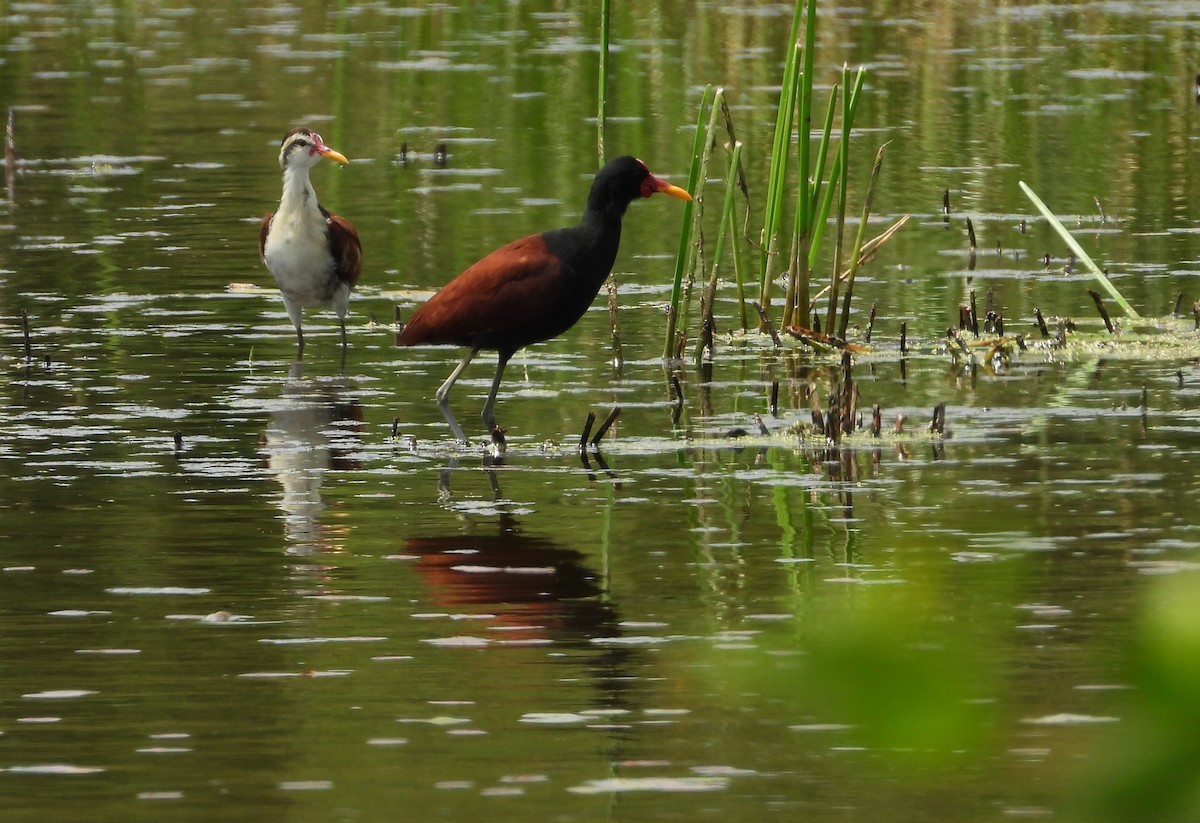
[436,346,480,443]
[295,326,306,356]
[481,350,512,433]
[339,317,347,349]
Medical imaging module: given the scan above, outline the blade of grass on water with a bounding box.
[1018,181,1139,319]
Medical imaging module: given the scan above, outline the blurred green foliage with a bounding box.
[1071,574,1200,823]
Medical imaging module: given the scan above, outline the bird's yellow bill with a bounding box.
[320,147,350,165]
[647,174,692,201]
[659,182,692,201]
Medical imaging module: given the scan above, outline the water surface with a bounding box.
[2,2,1200,821]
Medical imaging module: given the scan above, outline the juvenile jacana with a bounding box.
[398,155,691,442]
[260,127,363,354]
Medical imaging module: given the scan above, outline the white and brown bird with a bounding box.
[260,127,363,354]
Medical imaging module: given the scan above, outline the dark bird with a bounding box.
[398,155,691,442]
[260,127,363,354]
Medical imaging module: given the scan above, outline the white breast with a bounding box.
[263,205,339,309]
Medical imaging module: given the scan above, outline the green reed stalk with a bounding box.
[756,2,805,320]
[783,87,838,329]
[837,143,886,339]
[730,195,749,332]
[695,141,745,360]
[781,0,818,330]
[674,88,726,359]
[824,64,854,334]
[805,89,838,259]
[808,65,865,277]
[714,96,750,331]
[1018,181,1140,318]
[597,0,610,167]
[664,85,715,359]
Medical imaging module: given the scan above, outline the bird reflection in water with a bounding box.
[262,362,363,556]
[417,454,625,654]
[403,512,622,651]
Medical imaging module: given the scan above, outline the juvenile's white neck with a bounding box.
[277,164,321,220]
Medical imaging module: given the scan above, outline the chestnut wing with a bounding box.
[327,214,363,289]
[399,235,566,350]
[258,212,272,263]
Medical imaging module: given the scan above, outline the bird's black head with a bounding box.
[586,156,692,216]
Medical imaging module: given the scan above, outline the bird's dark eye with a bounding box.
[294,139,309,148]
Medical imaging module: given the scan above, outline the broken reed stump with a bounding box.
[1034,307,1049,337]
[769,380,780,417]
[698,314,715,361]
[751,301,782,348]
[1172,292,1185,316]
[20,308,31,361]
[969,289,979,337]
[670,374,684,425]
[753,413,769,436]
[1088,289,1115,333]
[823,392,841,445]
[929,402,947,435]
[839,351,856,436]
[870,404,882,437]
[579,412,596,452]
[810,408,825,435]
[946,328,972,360]
[1193,300,1200,332]
[900,320,907,354]
[845,383,860,436]
[1054,318,1071,348]
[966,216,977,253]
[864,303,877,344]
[986,310,1004,337]
[591,406,621,448]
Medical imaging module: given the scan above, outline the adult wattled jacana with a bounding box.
[398,155,691,442]
[260,128,363,354]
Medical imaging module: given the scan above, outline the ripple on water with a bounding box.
[567,776,730,794]
[3,764,104,775]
